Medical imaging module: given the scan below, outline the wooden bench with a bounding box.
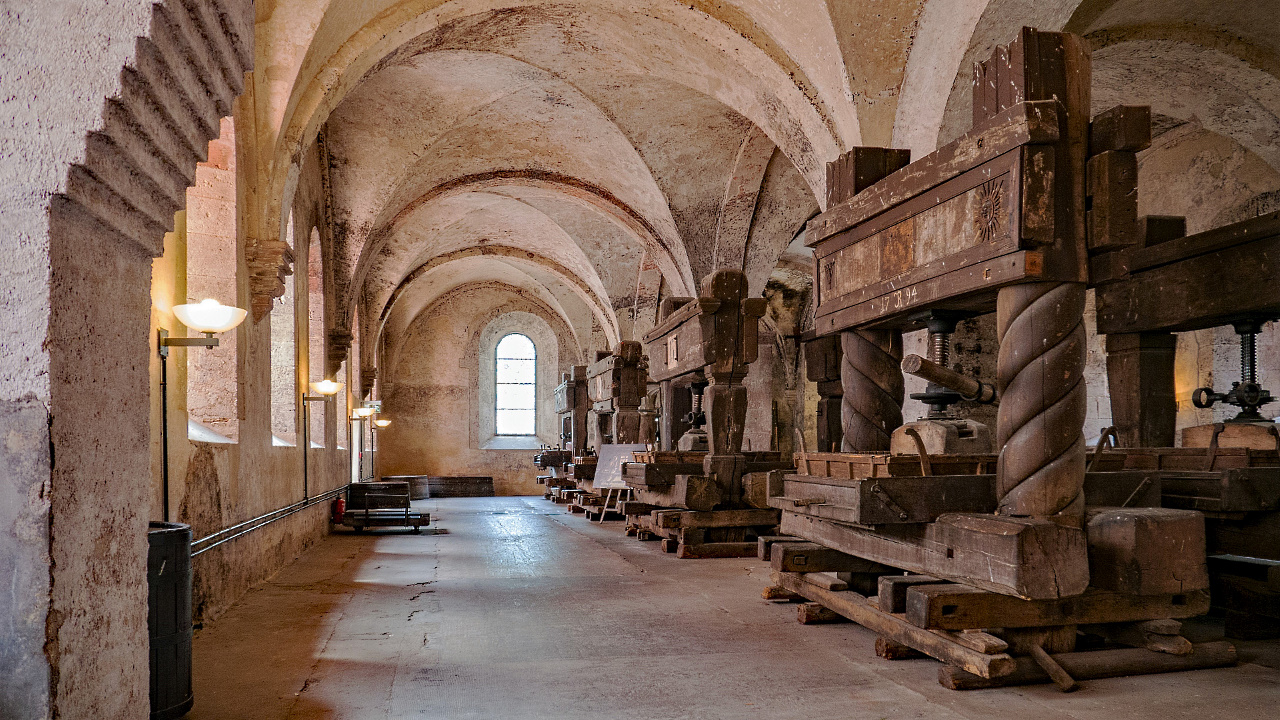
[343,481,427,532]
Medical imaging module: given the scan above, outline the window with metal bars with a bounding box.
[495,333,536,435]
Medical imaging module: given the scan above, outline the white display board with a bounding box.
[591,443,647,490]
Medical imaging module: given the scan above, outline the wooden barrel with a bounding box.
[148,522,193,720]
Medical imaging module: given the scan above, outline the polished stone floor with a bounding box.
[189,496,1280,719]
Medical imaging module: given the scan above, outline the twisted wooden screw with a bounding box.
[840,330,904,452]
[995,282,1088,523]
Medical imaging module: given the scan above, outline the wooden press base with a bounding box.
[767,570,1234,691]
[621,505,779,559]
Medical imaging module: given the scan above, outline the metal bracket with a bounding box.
[869,482,910,521]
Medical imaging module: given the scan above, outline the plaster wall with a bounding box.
[0,2,166,717]
[379,285,583,495]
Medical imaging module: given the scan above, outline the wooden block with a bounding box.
[774,572,1016,679]
[949,630,1009,654]
[661,538,678,553]
[757,535,803,561]
[1082,620,1193,655]
[1224,609,1280,640]
[676,541,759,559]
[618,501,664,517]
[938,641,1236,690]
[1104,332,1178,449]
[826,147,912,207]
[804,334,842,382]
[1087,151,1139,251]
[802,572,849,592]
[1086,507,1209,595]
[1138,215,1186,248]
[798,602,851,624]
[771,542,895,574]
[1090,105,1152,154]
[763,585,804,601]
[905,583,1211,630]
[878,575,948,613]
[876,636,927,660]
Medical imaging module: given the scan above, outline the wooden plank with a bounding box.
[808,101,1060,244]
[1089,105,1152,154]
[798,602,851,624]
[675,541,758,559]
[780,511,1090,599]
[657,508,780,529]
[1130,210,1280,273]
[939,641,1236,690]
[1096,231,1280,334]
[826,147,912,207]
[774,571,1017,679]
[877,636,927,659]
[905,583,1211,630]
[773,473,996,525]
[771,542,895,574]
[763,585,804,601]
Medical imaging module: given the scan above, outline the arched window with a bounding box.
[495,333,536,436]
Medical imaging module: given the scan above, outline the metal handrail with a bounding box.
[191,484,348,557]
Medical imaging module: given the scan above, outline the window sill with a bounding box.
[481,436,543,450]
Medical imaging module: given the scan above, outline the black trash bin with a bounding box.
[148,521,193,719]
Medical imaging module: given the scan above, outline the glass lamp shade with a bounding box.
[373,419,391,428]
[310,379,342,396]
[173,299,247,334]
[352,407,376,418]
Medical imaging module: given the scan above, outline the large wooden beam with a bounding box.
[939,641,1235,690]
[1105,333,1177,447]
[905,583,1209,630]
[780,511,1089,599]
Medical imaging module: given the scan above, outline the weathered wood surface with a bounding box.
[780,511,1089,599]
[904,583,1210,630]
[794,452,996,479]
[797,602,851,625]
[1095,212,1280,334]
[641,271,765,384]
[1105,332,1177,448]
[1089,105,1152,154]
[938,641,1236,690]
[585,343,645,409]
[771,473,997,525]
[656,508,780,529]
[809,100,1060,244]
[878,575,948,613]
[1086,507,1209,595]
[770,542,895,574]
[773,571,1017,679]
[1160,468,1280,513]
[675,541,758,559]
[553,366,589,457]
[757,535,803,561]
[826,146,912,208]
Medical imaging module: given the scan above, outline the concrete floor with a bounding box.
[190,497,1280,720]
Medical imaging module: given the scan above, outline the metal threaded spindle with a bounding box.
[1242,331,1257,384]
[931,330,951,367]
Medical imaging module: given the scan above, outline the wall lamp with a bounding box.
[301,379,343,500]
[352,406,376,419]
[373,418,391,428]
[157,298,248,522]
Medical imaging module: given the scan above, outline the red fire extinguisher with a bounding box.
[331,496,346,525]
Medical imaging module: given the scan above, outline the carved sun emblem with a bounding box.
[975,179,1005,243]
